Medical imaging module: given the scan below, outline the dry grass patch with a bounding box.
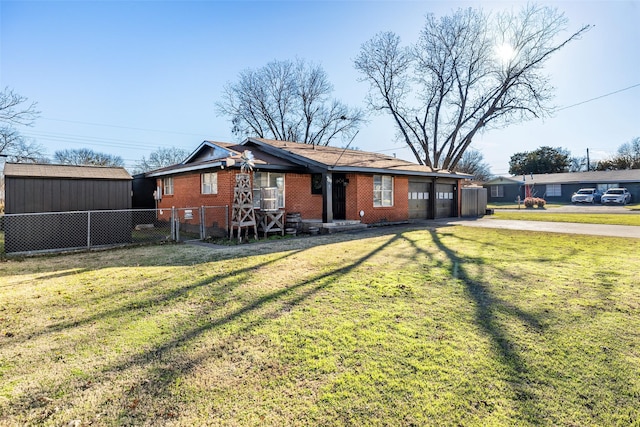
[1,226,639,426]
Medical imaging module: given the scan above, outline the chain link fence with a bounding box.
[2,206,229,256]
[157,206,229,243]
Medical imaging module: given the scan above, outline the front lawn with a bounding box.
[1,226,639,426]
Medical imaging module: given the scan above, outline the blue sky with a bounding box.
[1,0,639,174]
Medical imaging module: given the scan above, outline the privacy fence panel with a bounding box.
[461,187,488,218]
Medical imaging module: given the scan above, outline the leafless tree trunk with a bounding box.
[355,5,591,170]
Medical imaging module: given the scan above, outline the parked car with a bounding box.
[601,188,632,205]
[571,188,601,204]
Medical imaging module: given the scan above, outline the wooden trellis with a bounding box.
[230,173,257,242]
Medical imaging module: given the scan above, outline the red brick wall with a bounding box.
[156,170,461,226]
[156,170,236,223]
[157,170,236,210]
[349,174,409,223]
[283,173,323,219]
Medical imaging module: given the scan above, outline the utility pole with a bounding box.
[586,148,590,171]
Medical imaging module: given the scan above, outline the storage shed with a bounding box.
[3,162,132,214]
[3,163,133,254]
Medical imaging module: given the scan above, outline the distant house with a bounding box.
[146,138,471,231]
[3,162,132,214]
[484,170,640,203]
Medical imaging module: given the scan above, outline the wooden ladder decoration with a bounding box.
[231,173,257,242]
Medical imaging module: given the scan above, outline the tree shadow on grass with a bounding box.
[423,229,548,424]
[6,232,403,424]
[0,248,307,351]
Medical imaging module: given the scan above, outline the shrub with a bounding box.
[523,197,546,208]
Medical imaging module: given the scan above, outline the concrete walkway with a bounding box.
[435,217,640,239]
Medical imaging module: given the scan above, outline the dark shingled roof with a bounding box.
[249,138,441,172]
[4,163,132,180]
[145,138,471,179]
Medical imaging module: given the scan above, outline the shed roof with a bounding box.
[4,163,132,180]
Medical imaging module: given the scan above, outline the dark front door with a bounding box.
[332,173,347,220]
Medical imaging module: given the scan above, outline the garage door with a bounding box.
[408,180,431,219]
[435,183,455,218]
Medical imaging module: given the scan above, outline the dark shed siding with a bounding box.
[5,177,132,214]
[132,174,156,209]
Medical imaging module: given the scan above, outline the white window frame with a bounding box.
[163,177,174,196]
[491,185,504,198]
[546,184,562,197]
[201,172,218,195]
[373,175,394,207]
[253,172,285,208]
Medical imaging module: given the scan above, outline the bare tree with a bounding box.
[54,148,124,167]
[0,87,44,160]
[217,59,364,146]
[596,137,640,170]
[133,147,189,173]
[4,138,49,163]
[355,5,591,170]
[454,149,492,181]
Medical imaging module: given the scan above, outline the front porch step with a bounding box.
[320,220,368,234]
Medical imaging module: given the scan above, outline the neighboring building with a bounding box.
[484,170,640,203]
[3,163,133,254]
[146,138,471,230]
[3,163,132,214]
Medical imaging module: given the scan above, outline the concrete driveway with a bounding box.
[437,216,640,239]
[529,204,638,214]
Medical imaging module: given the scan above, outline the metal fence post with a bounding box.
[87,211,91,249]
[225,205,230,238]
[170,207,175,241]
[199,206,205,240]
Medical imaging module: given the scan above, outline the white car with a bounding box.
[571,188,601,204]
[601,188,632,205]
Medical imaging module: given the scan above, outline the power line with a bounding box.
[556,83,640,111]
[22,129,188,151]
[39,116,222,138]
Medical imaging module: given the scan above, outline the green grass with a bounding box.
[492,211,640,226]
[1,226,639,426]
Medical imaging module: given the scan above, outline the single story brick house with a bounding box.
[484,169,640,203]
[146,138,470,231]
